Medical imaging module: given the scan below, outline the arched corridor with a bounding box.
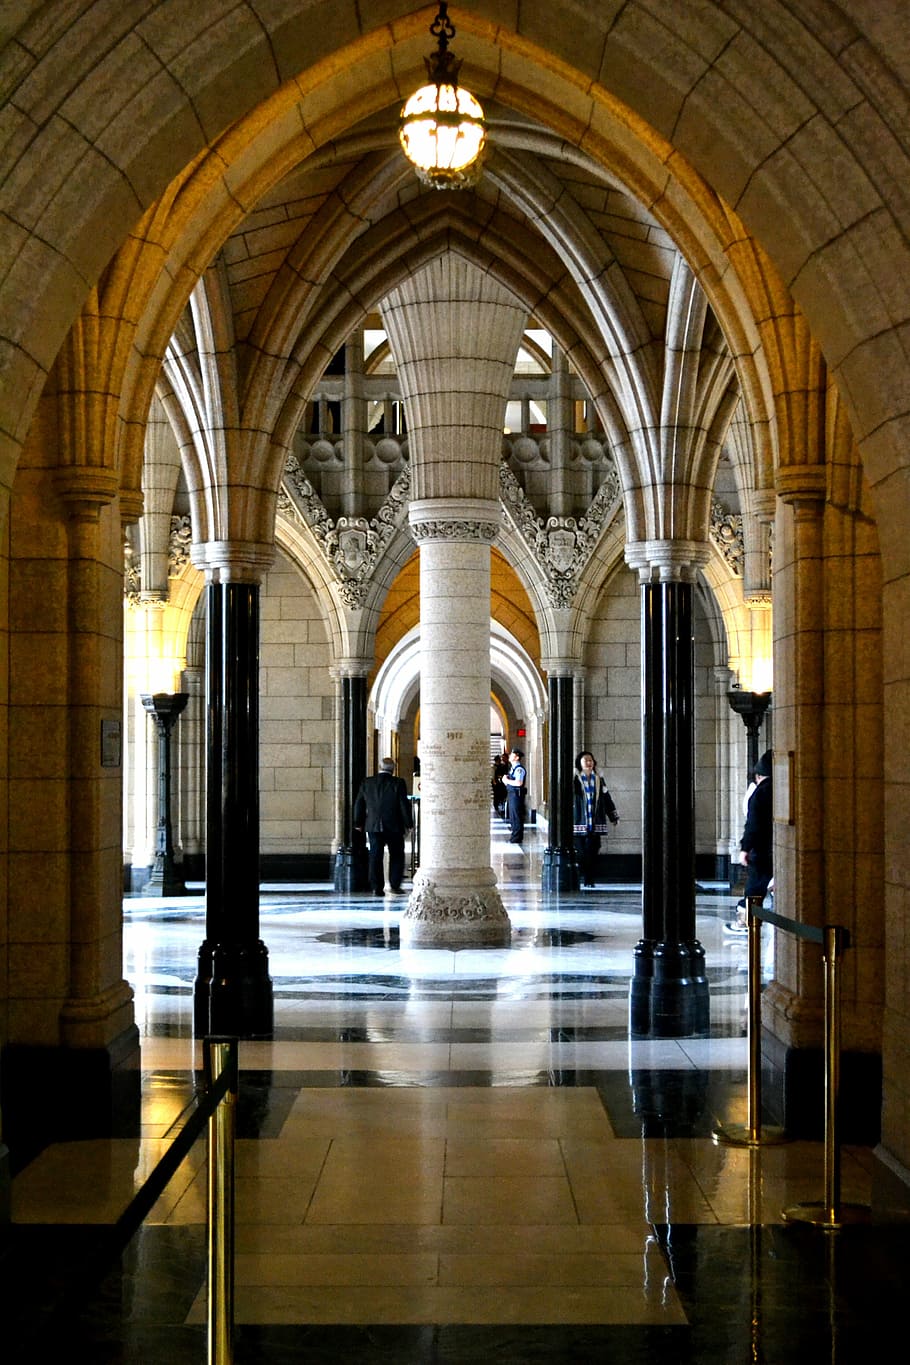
[1,2,909,1356]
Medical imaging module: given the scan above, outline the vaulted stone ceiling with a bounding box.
[160,87,751,661]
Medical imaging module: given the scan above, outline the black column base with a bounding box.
[1,1026,141,1181]
[334,844,369,893]
[193,940,273,1038]
[629,939,710,1038]
[541,846,579,892]
[761,1030,882,1143]
[141,859,188,897]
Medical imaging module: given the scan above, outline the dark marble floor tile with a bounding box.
[235,1078,299,1138]
[8,1222,904,1363]
[653,1222,910,1363]
[1,1224,205,1359]
[595,1068,747,1138]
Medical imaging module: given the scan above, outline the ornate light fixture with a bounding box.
[727,688,772,781]
[399,2,486,189]
[141,691,190,896]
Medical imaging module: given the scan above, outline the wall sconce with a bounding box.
[399,2,486,189]
[727,688,772,781]
[141,691,190,896]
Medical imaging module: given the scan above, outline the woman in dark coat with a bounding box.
[572,751,618,887]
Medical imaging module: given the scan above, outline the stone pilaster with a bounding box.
[549,345,574,518]
[342,329,365,520]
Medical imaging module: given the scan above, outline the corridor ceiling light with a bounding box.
[399,2,485,189]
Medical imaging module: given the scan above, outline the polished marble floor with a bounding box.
[4,821,909,1361]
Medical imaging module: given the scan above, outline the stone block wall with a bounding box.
[259,551,334,863]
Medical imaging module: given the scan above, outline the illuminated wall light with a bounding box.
[399,3,486,189]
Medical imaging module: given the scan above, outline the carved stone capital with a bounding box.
[409,497,500,544]
[409,518,499,545]
[119,489,144,528]
[54,467,120,522]
[625,539,712,583]
[774,466,826,507]
[192,540,277,584]
[329,659,372,681]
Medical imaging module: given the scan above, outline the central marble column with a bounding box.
[407,499,509,944]
[381,255,527,946]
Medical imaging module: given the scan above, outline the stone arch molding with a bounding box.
[372,620,547,741]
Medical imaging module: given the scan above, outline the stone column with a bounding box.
[333,665,369,892]
[139,396,182,597]
[404,500,510,945]
[626,543,710,1038]
[176,664,205,876]
[381,253,528,947]
[541,666,578,891]
[193,546,274,1037]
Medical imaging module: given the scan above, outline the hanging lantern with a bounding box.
[399,2,486,189]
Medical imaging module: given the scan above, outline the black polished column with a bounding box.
[541,672,579,891]
[630,578,709,1037]
[194,581,273,1036]
[333,672,369,892]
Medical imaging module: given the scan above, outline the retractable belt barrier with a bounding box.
[713,897,869,1229]
[101,1035,238,1362]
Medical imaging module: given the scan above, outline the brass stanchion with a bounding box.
[206,1037,238,1364]
[714,895,788,1146]
[783,926,869,1229]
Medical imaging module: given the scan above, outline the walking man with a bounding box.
[354,757,413,895]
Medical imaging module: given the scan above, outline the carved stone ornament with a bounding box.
[280,453,411,608]
[320,519,372,585]
[546,526,577,573]
[168,514,193,576]
[409,518,499,544]
[123,536,141,606]
[709,498,744,576]
[499,460,622,607]
[404,876,511,926]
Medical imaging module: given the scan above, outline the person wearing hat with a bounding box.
[502,748,528,844]
[353,757,413,895]
[725,749,773,935]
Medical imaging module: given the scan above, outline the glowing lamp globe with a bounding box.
[399,3,486,190]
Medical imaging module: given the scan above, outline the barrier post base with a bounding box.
[712,1122,789,1147]
[782,1200,871,1230]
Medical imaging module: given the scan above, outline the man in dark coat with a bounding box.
[353,757,413,895]
[725,748,773,934]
